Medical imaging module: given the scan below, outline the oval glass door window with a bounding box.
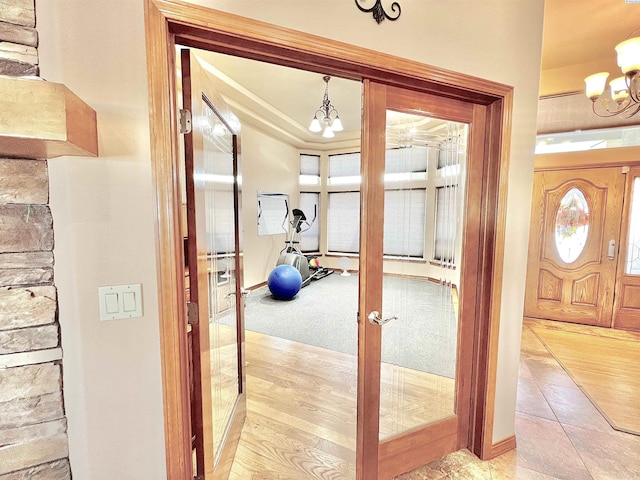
[555,187,590,263]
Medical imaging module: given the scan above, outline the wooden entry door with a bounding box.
[524,167,626,327]
[613,166,640,331]
[358,81,485,480]
[182,50,246,479]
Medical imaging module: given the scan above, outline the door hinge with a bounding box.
[194,475,204,480]
[179,108,192,134]
[187,301,198,326]
[357,311,360,324]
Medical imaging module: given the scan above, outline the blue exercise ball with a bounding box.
[268,264,302,300]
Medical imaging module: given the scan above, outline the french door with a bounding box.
[358,81,486,479]
[181,49,246,479]
[146,2,515,477]
[524,167,625,327]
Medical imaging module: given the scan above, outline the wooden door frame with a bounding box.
[144,0,514,477]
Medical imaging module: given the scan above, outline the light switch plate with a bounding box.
[98,284,143,321]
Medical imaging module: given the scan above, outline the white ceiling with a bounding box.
[194,50,364,150]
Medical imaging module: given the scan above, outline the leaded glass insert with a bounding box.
[555,188,590,264]
[626,178,640,275]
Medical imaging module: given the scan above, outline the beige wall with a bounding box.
[36,0,544,475]
[240,125,300,288]
[37,1,166,478]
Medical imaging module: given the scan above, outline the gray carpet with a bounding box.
[239,273,458,378]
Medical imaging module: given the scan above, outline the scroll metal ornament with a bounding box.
[355,0,401,24]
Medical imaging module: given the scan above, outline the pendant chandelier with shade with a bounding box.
[584,34,640,118]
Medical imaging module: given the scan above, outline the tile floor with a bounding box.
[395,321,640,479]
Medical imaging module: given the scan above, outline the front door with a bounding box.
[613,166,640,331]
[358,81,485,480]
[524,167,626,327]
[182,49,246,479]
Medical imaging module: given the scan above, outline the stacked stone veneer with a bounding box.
[0,1,71,478]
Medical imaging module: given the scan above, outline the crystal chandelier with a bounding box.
[584,36,640,118]
[308,76,343,138]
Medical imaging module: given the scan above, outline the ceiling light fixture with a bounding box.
[308,76,343,138]
[584,34,640,118]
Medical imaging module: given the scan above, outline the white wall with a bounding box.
[36,0,543,475]
[37,1,167,478]
[240,125,300,288]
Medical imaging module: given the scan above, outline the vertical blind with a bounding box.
[300,192,320,253]
[434,186,457,263]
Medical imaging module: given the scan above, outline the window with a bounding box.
[384,189,426,257]
[554,187,590,264]
[327,149,429,258]
[300,154,320,186]
[385,146,429,182]
[299,192,320,253]
[434,185,457,263]
[328,191,360,253]
[328,152,361,186]
[626,177,640,275]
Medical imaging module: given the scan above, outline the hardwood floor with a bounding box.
[529,319,640,435]
[229,331,455,479]
[227,322,640,479]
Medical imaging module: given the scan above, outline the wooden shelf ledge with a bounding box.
[0,75,98,159]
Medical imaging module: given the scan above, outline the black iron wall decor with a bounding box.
[355,0,401,24]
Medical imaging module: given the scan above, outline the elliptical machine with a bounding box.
[276,203,333,287]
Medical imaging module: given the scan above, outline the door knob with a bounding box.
[368,310,398,326]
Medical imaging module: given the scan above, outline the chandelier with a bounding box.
[308,76,343,138]
[584,36,640,117]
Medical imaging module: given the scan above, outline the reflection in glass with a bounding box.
[627,178,640,275]
[202,98,239,463]
[379,110,467,439]
[555,188,590,264]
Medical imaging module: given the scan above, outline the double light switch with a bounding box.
[98,284,143,321]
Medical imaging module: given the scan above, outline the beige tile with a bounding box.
[540,384,614,434]
[522,354,577,390]
[490,450,563,479]
[514,413,592,479]
[563,424,640,480]
[516,377,557,421]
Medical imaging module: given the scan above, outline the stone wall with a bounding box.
[0,1,71,478]
[0,0,38,75]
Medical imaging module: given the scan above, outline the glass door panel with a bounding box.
[200,101,240,462]
[379,111,468,440]
[181,48,245,480]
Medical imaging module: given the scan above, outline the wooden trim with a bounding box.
[356,79,386,480]
[479,95,512,459]
[151,0,510,102]
[489,435,516,459]
[378,417,458,480]
[144,2,193,479]
[468,93,514,460]
[145,0,514,476]
[535,146,640,172]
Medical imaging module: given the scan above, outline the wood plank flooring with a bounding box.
[229,331,455,479]
[529,318,640,435]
